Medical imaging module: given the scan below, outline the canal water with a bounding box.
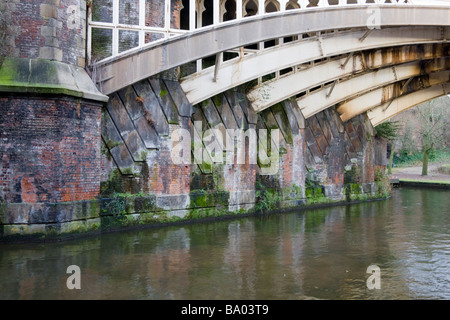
[0,188,449,300]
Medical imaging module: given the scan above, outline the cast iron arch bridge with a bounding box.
[89,0,450,127]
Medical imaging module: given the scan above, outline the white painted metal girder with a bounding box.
[368,82,450,126]
[94,6,450,95]
[301,59,449,120]
[337,70,450,122]
[248,56,364,112]
[248,44,447,112]
[181,26,448,105]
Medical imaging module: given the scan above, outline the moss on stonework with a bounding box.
[344,164,362,184]
[305,186,323,198]
[278,146,287,154]
[213,94,223,107]
[103,138,122,150]
[100,168,125,196]
[168,119,180,125]
[186,206,229,220]
[305,186,329,205]
[120,167,134,175]
[158,88,167,98]
[281,185,303,201]
[350,183,362,195]
[0,58,29,84]
[0,58,81,96]
[190,189,209,207]
[189,189,229,209]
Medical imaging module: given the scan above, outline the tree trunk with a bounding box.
[422,148,430,176]
[387,144,394,175]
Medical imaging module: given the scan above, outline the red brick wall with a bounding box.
[6,0,87,67]
[147,148,191,196]
[279,132,305,189]
[0,95,102,204]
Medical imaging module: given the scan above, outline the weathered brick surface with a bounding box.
[279,132,305,189]
[5,0,86,67]
[0,94,102,204]
[146,121,192,196]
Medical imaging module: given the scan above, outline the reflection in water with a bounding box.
[1,188,449,299]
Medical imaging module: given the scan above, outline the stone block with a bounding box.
[148,77,179,124]
[213,94,238,130]
[117,86,145,120]
[71,200,101,221]
[234,91,258,125]
[77,57,85,68]
[109,144,136,174]
[167,209,188,219]
[102,110,124,148]
[200,99,222,127]
[106,94,147,162]
[5,203,30,224]
[271,103,293,144]
[39,47,62,61]
[117,85,160,149]
[86,217,101,230]
[60,220,88,234]
[228,190,256,208]
[283,100,300,135]
[315,134,329,156]
[133,116,159,149]
[40,26,57,37]
[163,79,194,117]
[28,203,52,224]
[3,224,46,237]
[156,194,190,210]
[315,111,332,143]
[44,37,59,47]
[133,79,170,136]
[227,94,249,129]
[40,4,57,19]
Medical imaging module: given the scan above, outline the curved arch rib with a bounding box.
[336,70,450,123]
[181,26,448,105]
[297,58,449,119]
[249,44,448,112]
[368,83,450,126]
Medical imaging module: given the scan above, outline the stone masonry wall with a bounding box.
[96,74,387,236]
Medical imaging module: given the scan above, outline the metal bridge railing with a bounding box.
[87,0,413,66]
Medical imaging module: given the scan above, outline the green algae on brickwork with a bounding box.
[100,168,125,196]
[281,185,303,201]
[189,189,229,208]
[305,186,329,205]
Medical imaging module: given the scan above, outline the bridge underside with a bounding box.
[97,5,449,222]
[94,5,450,127]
